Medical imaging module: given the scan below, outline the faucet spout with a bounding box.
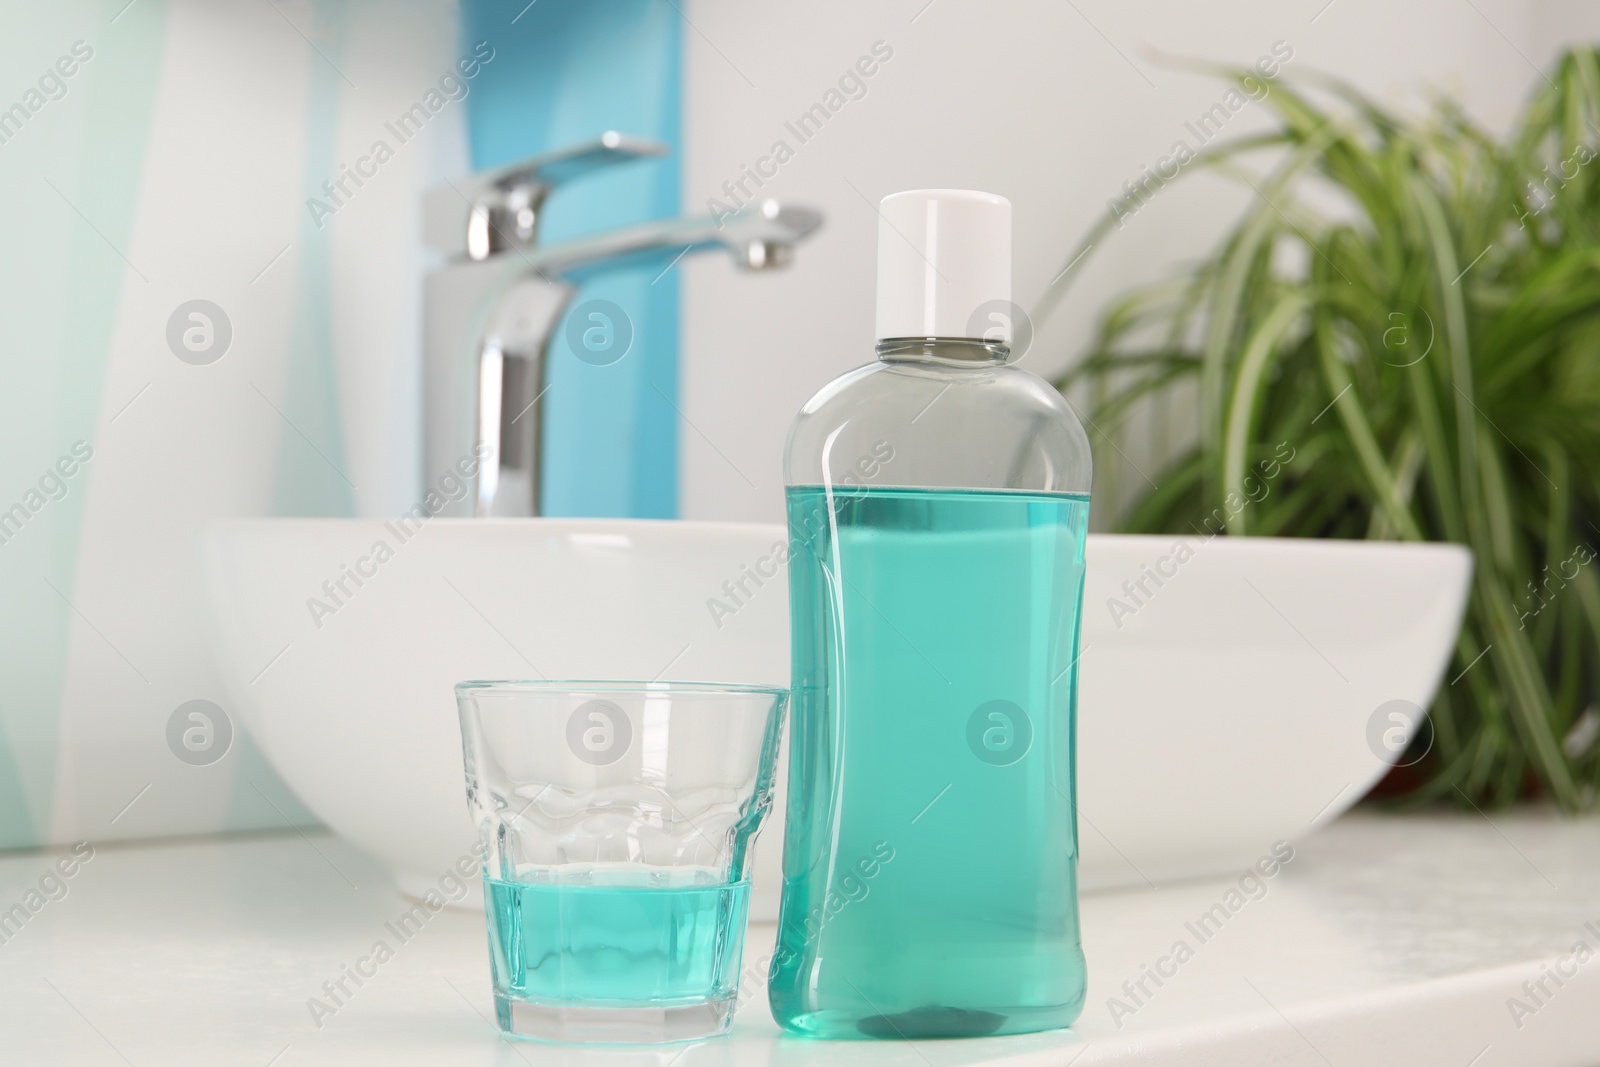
[524,200,824,282]
[423,138,824,519]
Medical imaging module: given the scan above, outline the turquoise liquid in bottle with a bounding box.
[771,188,1093,1038]
[770,485,1089,1038]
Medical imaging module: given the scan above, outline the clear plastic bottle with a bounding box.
[769,190,1092,1039]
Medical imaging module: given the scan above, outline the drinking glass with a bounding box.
[456,680,787,1043]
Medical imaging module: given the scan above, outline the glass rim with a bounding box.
[454,679,788,699]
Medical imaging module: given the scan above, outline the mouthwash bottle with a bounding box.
[769,190,1091,1039]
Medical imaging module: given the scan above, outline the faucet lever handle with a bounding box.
[425,131,668,260]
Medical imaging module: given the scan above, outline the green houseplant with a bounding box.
[1046,49,1600,809]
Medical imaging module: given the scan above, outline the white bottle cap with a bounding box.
[874,189,1011,342]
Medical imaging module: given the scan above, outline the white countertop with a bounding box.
[1,810,1596,1066]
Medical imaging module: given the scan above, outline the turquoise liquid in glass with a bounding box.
[770,485,1089,1039]
[485,877,750,1008]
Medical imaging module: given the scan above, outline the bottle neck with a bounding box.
[876,337,1010,366]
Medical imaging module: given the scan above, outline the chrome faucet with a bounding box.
[423,131,824,517]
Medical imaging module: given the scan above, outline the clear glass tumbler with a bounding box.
[455,680,788,1044]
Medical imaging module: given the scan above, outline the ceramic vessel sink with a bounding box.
[202,519,1471,916]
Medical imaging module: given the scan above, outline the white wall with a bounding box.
[678,0,1553,522]
[0,0,462,849]
[1531,0,1600,64]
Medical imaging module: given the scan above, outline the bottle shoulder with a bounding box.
[784,359,1092,494]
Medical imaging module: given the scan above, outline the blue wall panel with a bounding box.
[461,0,681,518]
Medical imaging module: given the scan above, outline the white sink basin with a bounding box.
[202,519,1470,915]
